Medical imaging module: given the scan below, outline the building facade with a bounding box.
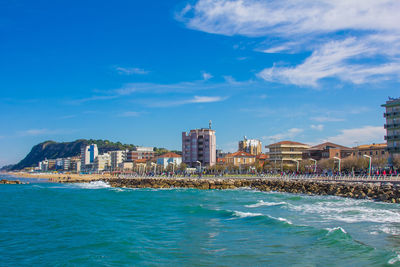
[303,142,353,161]
[182,128,216,167]
[225,151,256,167]
[126,147,154,162]
[81,144,99,167]
[382,97,400,164]
[157,152,182,169]
[352,143,388,159]
[110,150,127,170]
[266,141,310,166]
[238,136,262,155]
[94,153,111,172]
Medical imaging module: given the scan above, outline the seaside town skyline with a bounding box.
[1,0,400,167]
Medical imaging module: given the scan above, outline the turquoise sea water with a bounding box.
[2,175,400,266]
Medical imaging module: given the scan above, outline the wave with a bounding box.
[326,227,347,234]
[232,211,263,218]
[288,199,400,224]
[245,200,287,208]
[73,181,111,189]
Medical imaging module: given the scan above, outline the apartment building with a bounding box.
[382,97,400,163]
[238,136,262,155]
[266,141,310,166]
[225,151,256,166]
[353,143,388,159]
[110,150,127,170]
[303,142,353,160]
[81,144,98,167]
[127,147,155,161]
[182,127,216,167]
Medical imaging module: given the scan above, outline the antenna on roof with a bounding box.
[209,120,212,129]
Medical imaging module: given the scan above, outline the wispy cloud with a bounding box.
[262,128,304,142]
[311,116,345,123]
[115,66,149,75]
[326,126,385,147]
[202,71,213,80]
[118,111,142,117]
[17,128,77,136]
[310,124,324,131]
[179,0,400,86]
[146,95,227,107]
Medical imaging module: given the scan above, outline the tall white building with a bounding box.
[81,144,99,168]
[110,150,127,170]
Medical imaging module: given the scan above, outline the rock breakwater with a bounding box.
[0,179,24,184]
[98,177,400,203]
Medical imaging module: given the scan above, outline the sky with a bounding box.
[1,0,400,167]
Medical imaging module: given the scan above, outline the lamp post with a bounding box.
[333,157,341,173]
[363,155,372,177]
[290,159,299,172]
[310,159,317,173]
[196,160,202,174]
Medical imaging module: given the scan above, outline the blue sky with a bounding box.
[1,0,399,167]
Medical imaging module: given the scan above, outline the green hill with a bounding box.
[9,139,137,170]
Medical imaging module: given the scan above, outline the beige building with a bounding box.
[266,141,310,166]
[353,143,388,159]
[238,136,262,155]
[110,150,127,170]
[94,153,111,172]
[225,151,256,166]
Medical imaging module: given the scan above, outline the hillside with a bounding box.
[9,139,137,170]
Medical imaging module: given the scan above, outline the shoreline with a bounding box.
[3,172,400,203]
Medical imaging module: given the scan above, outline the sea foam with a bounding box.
[74,181,111,189]
[245,200,287,208]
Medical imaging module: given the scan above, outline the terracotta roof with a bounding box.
[135,159,147,163]
[268,140,308,146]
[226,151,255,158]
[158,152,182,158]
[217,158,226,163]
[356,143,387,150]
[256,154,269,160]
[307,142,352,151]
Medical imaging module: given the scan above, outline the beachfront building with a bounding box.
[110,150,127,171]
[266,141,310,167]
[225,151,256,167]
[126,147,155,161]
[182,125,216,167]
[382,97,400,165]
[94,153,111,172]
[238,136,262,155]
[81,144,98,169]
[157,152,182,169]
[353,143,388,159]
[303,142,353,161]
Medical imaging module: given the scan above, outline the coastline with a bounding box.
[3,172,400,203]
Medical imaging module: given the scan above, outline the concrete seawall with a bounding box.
[75,177,400,204]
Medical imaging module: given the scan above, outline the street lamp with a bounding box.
[363,155,372,177]
[289,159,299,172]
[196,160,202,174]
[310,159,317,173]
[333,157,341,173]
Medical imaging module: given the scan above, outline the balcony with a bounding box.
[384,124,400,129]
[384,112,400,118]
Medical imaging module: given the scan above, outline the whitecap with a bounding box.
[388,254,400,265]
[245,200,287,208]
[326,227,347,234]
[232,211,263,218]
[73,181,111,189]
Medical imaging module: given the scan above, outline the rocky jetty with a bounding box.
[72,177,400,204]
[0,179,23,184]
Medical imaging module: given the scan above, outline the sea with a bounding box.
[1,174,400,266]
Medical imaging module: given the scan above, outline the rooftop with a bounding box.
[307,142,352,151]
[356,143,387,150]
[226,151,255,158]
[267,140,309,147]
[158,152,182,158]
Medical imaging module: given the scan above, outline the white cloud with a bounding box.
[311,124,324,131]
[147,95,227,107]
[263,128,304,142]
[202,71,213,80]
[118,111,141,117]
[179,0,400,86]
[326,126,385,147]
[311,116,345,123]
[17,128,77,136]
[115,67,149,75]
